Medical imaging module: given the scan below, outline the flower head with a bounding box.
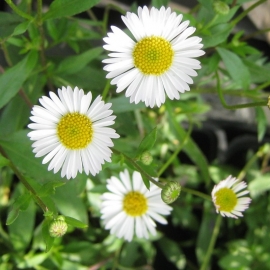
[100,169,172,241]
[211,175,251,218]
[28,86,119,179]
[103,6,204,108]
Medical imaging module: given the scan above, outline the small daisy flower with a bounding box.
[27,86,119,179]
[211,175,251,219]
[101,169,172,241]
[103,6,204,108]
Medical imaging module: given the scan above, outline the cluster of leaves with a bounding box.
[0,0,270,269]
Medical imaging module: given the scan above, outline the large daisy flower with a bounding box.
[211,175,251,218]
[103,6,204,108]
[27,86,119,179]
[100,169,172,241]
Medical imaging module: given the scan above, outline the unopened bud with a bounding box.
[140,151,153,165]
[213,1,230,15]
[161,181,181,204]
[49,216,68,238]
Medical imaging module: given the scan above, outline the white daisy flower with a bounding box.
[100,169,172,241]
[211,175,251,219]
[103,6,204,108]
[27,86,120,179]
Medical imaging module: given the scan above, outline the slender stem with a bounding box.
[231,0,237,8]
[134,110,144,138]
[0,147,48,213]
[200,215,222,270]
[216,71,266,109]
[102,80,111,100]
[237,150,260,181]
[37,0,54,92]
[86,9,103,34]
[112,148,164,189]
[231,0,267,26]
[1,43,13,66]
[181,187,212,201]
[5,0,34,20]
[253,81,270,92]
[158,120,193,177]
[241,27,270,41]
[189,4,201,14]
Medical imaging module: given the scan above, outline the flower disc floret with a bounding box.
[27,86,120,179]
[211,175,251,219]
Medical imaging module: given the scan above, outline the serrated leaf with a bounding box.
[0,153,10,168]
[64,216,88,228]
[136,128,157,158]
[6,193,31,225]
[0,51,38,109]
[43,0,100,20]
[42,219,55,252]
[38,181,66,197]
[55,47,103,75]
[217,47,250,90]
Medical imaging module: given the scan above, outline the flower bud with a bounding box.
[140,151,153,165]
[49,216,68,238]
[161,181,181,204]
[213,1,230,15]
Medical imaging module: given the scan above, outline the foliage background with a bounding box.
[0,0,270,269]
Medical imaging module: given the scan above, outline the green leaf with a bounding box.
[249,174,270,198]
[255,107,267,142]
[136,127,157,158]
[217,47,250,90]
[38,181,66,197]
[51,180,88,225]
[166,101,210,184]
[8,199,36,251]
[0,12,22,39]
[158,237,186,268]
[151,0,169,8]
[64,216,88,228]
[42,219,55,252]
[0,51,38,109]
[6,193,32,225]
[202,24,232,48]
[43,0,100,20]
[243,59,270,84]
[0,153,10,168]
[55,47,103,75]
[196,201,216,264]
[110,95,146,113]
[12,21,30,36]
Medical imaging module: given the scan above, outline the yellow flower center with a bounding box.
[132,36,174,75]
[214,187,237,212]
[57,113,93,149]
[123,191,148,216]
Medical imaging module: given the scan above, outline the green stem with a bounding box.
[241,27,270,41]
[102,4,126,35]
[112,148,164,189]
[158,120,193,177]
[0,147,48,213]
[5,0,34,20]
[37,0,54,92]
[181,187,212,201]
[216,71,266,109]
[200,215,222,270]
[134,110,144,138]
[253,81,270,92]
[1,43,13,66]
[231,0,267,26]
[237,150,260,181]
[102,80,111,100]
